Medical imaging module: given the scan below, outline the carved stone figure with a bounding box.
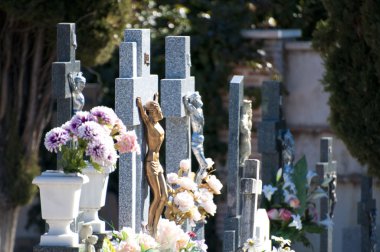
[79,223,97,252]
[239,100,252,166]
[279,129,295,174]
[137,93,168,236]
[183,92,209,184]
[68,72,86,114]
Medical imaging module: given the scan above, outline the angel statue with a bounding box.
[183,92,210,184]
[68,72,86,114]
[239,100,253,167]
[137,93,168,236]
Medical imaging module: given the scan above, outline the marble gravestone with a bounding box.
[115,29,158,232]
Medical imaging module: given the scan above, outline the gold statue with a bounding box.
[136,93,168,236]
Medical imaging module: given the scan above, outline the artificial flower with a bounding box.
[205,175,223,194]
[115,131,140,154]
[177,177,197,191]
[279,208,292,222]
[174,191,195,212]
[44,127,70,153]
[267,209,280,220]
[179,159,191,172]
[262,185,277,201]
[167,173,179,184]
[242,238,261,252]
[289,215,302,230]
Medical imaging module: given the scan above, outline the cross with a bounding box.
[224,75,244,251]
[316,137,337,252]
[358,175,377,252]
[52,23,81,127]
[240,159,262,246]
[161,36,194,175]
[115,29,158,231]
[161,36,195,235]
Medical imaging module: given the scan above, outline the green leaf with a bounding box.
[276,168,283,182]
[292,156,308,215]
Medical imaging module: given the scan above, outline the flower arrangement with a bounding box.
[242,236,295,252]
[164,159,223,226]
[44,106,139,173]
[102,219,208,252]
[262,156,331,247]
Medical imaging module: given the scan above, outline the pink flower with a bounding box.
[279,208,292,222]
[267,209,280,220]
[177,177,197,191]
[205,175,223,194]
[44,127,70,153]
[115,131,140,154]
[179,159,191,172]
[90,106,118,126]
[167,173,179,184]
[138,233,158,250]
[289,197,300,209]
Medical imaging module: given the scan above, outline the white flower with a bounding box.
[190,207,202,222]
[262,185,277,201]
[167,173,179,184]
[200,199,217,216]
[308,187,328,200]
[206,175,223,194]
[179,159,191,172]
[242,238,261,252]
[319,214,334,230]
[174,191,195,212]
[206,158,214,168]
[177,177,197,191]
[283,174,296,193]
[271,236,291,248]
[289,214,302,230]
[196,188,214,202]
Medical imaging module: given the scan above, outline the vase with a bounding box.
[79,163,115,233]
[33,170,88,247]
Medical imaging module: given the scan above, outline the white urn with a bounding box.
[33,170,88,247]
[79,163,115,233]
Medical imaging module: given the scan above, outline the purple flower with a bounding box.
[86,136,117,166]
[67,111,96,134]
[90,106,118,126]
[77,121,107,141]
[44,127,70,153]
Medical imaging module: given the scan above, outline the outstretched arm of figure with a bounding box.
[136,97,149,124]
[183,95,196,114]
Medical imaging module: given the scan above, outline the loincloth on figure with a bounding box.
[146,160,164,176]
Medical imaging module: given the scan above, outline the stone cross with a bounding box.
[161,36,194,174]
[240,159,262,246]
[316,137,337,252]
[224,75,244,251]
[258,81,285,185]
[115,29,158,231]
[52,23,81,127]
[160,36,196,235]
[358,175,377,252]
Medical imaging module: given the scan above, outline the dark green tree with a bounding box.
[313,0,380,177]
[0,1,131,250]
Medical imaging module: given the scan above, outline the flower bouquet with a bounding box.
[103,219,208,252]
[44,106,139,173]
[164,159,223,226]
[262,156,331,247]
[242,236,295,252]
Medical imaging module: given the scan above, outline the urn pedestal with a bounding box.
[33,170,88,247]
[79,163,114,233]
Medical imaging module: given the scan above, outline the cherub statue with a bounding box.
[183,92,209,184]
[68,72,86,114]
[239,100,252,166]
[137,93,168,236]
[79,223,98,252]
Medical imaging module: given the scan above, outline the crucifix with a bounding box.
[316,137,337,252]
[115,29,158,232]
[51,23,81,168]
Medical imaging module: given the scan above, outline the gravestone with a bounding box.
[161,36,194,174]
[316,137,337,252]
[52,23,81,167]
[224,75,244,251]
[160,36,197,235]
[358,175,377,252]
[34,23,82,252]
[115,29,158,231]
[257,81,285,184]
[240,159,262,245]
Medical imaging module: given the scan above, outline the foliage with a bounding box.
[261,157,327,247]
[313,0,380,177]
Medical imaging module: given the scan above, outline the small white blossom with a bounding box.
[262,185,277,201]
[289,214,302,230]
